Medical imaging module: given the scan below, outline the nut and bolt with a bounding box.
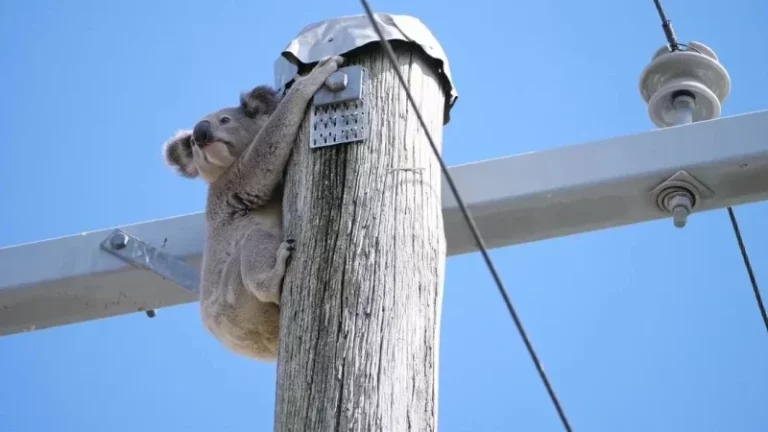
[325,71,348,92]
[661,189,695,228]
[110,232,129,250]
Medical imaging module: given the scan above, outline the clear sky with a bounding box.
[1,0,767,430]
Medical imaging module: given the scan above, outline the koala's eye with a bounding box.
[219,116,231,125]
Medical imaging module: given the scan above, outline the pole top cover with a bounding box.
[274,13,458,123]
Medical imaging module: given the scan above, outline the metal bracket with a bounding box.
[310,65,369,149]
[99,229,200,295]
[648,170,716,227]
[649,170,715,207]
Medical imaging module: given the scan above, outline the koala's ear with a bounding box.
[239,85,279,118]
[162,130,199,178]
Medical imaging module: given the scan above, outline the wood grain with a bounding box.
[276,43,447,432]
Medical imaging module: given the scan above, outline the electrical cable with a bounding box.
[653,0,681,51]
[652,0,767,334]
[358,2,574,431]
[727,207,768,333]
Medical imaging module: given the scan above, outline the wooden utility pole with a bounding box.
[276,41,448,431]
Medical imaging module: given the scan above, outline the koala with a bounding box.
[162,55,345,360]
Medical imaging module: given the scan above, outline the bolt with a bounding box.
[146,309,156,318]
[110,232,129,250]
[663,191,694,228]
[671,204,689,228]
[671,91,696,126]
[325,71,348,92]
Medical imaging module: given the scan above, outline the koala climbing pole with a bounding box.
[275,13,457,432]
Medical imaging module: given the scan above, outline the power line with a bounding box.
[727,207,768,333]
[653,0,681,51]
[651,0,767,335]
[358,2,574,431]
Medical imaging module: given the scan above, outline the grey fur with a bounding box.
[162,56,345,360]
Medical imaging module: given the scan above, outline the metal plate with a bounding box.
[313,65,365,106]
[310,65,369,149]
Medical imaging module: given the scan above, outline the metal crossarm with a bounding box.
[1,109,767,336]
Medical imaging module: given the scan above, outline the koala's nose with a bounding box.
[192,120,212,147]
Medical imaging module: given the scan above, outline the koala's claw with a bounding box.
[296,56,346,96]
[278,240,296,268]
[317,55,345,69]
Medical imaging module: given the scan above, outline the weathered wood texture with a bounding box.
[275,43,447,432]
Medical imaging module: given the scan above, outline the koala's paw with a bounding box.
[316,55,345,71]
[261,288,281,306]
[277,239,296,267]
[299,56,345,95]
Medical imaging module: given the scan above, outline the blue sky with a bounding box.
[1,0,767,430]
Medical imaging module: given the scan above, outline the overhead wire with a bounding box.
[355,0,765,430]
[358,1,574,431]
[727,207,768,333]
[652,0,767,334]
[653,0,681,51]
